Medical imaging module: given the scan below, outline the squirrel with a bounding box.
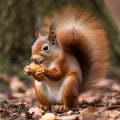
[23,7,109,110]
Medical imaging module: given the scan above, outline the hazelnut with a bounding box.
[29,62,45,81]
[40,113,56,120]
[29,62,42,73]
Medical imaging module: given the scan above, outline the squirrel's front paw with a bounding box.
[23,65,32,75]
[35,68,46,77]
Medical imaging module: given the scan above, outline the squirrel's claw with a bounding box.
[35,68,46,76]
[23,65,32,75]
[54,105,68,112]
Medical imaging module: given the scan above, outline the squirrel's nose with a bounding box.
[31,56,37,62]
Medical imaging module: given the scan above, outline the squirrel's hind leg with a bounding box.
[34,80,51,110]
[62,73,79,108]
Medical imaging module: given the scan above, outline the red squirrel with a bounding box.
[23,7,109,109]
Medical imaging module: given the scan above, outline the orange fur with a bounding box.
[34,80,51,109]
[28,7,109,109]
[62,73,79,108]
[45,6,109,92]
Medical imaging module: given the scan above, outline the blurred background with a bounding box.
[0,0,120,89]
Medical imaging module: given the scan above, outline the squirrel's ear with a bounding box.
[35,19,41,38]
[48,18,58,45]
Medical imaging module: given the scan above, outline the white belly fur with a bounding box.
[35,78,67,104]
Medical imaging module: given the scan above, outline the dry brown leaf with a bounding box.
[10,76,26,93]
[25,111,34,119]
[28,106,42,116]
[1,110,10,118]
[101,110,120,120]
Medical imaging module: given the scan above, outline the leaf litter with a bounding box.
[0,74,120,120]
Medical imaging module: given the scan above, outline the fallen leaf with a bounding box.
[25,111,34,119]
[10,76,26,93]
[1,110,10,118]
[101,110,120,120]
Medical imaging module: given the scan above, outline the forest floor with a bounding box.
[0,74,120,120]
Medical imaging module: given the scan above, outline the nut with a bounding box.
[29,62,42,73]
[40,113,56,120]
[29,62,45,81]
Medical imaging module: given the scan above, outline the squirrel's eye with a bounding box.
[42,44,49,52]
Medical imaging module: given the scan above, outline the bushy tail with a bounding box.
[54,7,109,92]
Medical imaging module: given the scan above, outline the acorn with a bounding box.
[29,62,45,81]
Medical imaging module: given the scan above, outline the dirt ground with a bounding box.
[0,74,120,120]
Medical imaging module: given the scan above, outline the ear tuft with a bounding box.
[35,19,42,38]
[49,17,56,32]
[48,17,57,44]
